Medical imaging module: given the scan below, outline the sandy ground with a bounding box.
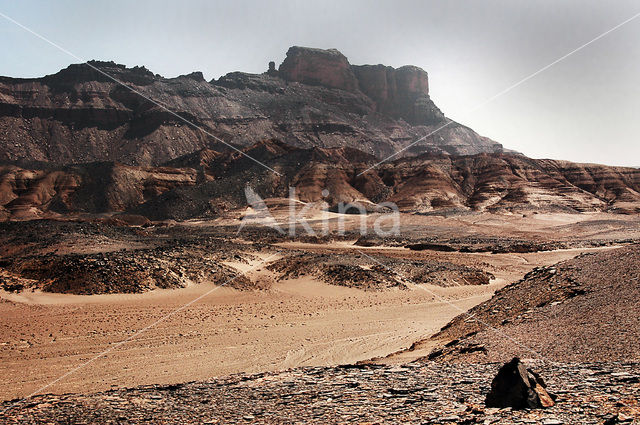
[0,242,616,401]
[0,276,488,401]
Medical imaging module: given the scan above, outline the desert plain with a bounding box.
[1,210,636,404]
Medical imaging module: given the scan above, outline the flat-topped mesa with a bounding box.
[278,46,359,92]
[277,46,443,125]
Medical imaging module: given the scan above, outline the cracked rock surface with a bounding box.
[2,362,639,424]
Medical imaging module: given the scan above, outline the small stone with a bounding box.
[438,415,460,422]
[617,413,634,422]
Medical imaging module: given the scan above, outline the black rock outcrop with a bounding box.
[485,357,556,409]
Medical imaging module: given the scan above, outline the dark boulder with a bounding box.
[485,357,556,409]
[354,235,384,247]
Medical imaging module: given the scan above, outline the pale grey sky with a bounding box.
[1,0,639,166]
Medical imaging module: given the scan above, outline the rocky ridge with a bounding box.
[267,252,494,290]
[1,139,639,221]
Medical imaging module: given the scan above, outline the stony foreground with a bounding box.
[2,362,638,424]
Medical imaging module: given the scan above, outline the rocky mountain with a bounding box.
[1,46,638,221]
[0,46,503,166]
[1,139,639,221]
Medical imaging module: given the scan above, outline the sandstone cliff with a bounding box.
[278,46,359,92]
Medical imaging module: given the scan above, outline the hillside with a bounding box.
[424,244,640,362]
[1,139,639,221]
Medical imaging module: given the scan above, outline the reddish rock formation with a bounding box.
[0,140,639,221]
[278,47,443,125]
[278,46,359,92]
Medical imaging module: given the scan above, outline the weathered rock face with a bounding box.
[0,163,196,220]
[159,142,640,218]
[0,47,504,166]
[353,64,443,125]
[379,154,640,213]
[2,140,639,221]
[278,46,359,92]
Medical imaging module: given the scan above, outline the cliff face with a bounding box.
[278,47,443,125]
[0,47,503,166]
[353,64,442,125]
[278,46,359,92]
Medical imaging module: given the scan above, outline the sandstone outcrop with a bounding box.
[274,47,444,125]
[278,46,359,92]
[1,139,639,221]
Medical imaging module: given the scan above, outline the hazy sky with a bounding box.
[1,0,639,166]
